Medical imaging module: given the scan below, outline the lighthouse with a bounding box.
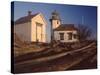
[49,10,61,41]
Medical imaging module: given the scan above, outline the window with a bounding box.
[36,22,42,26]
[59,33,64,40]
[68,32,72,40]
[73,34,77,39]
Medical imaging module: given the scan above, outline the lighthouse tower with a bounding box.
[50,10,61,29]
[50,10,61,41]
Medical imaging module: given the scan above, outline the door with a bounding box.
[36,22,42,42]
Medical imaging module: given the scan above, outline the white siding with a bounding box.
[31,13,47,42]
[14,22,31,42]
[54,31,78,42]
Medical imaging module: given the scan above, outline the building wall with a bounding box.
[54,31,78,42]
[14,22,31,42]
[52,20,61,29]
[31,13,47,42]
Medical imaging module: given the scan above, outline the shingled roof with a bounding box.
[15,13,39,24]
[54,24,77,31]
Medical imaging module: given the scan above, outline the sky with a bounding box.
[12,1,97,42]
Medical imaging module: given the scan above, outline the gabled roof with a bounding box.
[15,13,39,24]
[54,24,77,31]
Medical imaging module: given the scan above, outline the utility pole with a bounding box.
[82,16,84,25]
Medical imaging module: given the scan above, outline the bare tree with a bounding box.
[77,24,92,42]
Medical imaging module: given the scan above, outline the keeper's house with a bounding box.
[54,24,78,42]
[50,10,78,43]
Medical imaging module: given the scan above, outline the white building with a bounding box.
[50,10,78,43]
[54,24,78,42]
[14,11,47,43]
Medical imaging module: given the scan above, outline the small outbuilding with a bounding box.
[14,11,47,43]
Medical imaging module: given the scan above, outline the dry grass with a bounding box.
[14,45,47,57]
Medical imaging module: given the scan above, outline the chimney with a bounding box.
[28,11,32,16]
